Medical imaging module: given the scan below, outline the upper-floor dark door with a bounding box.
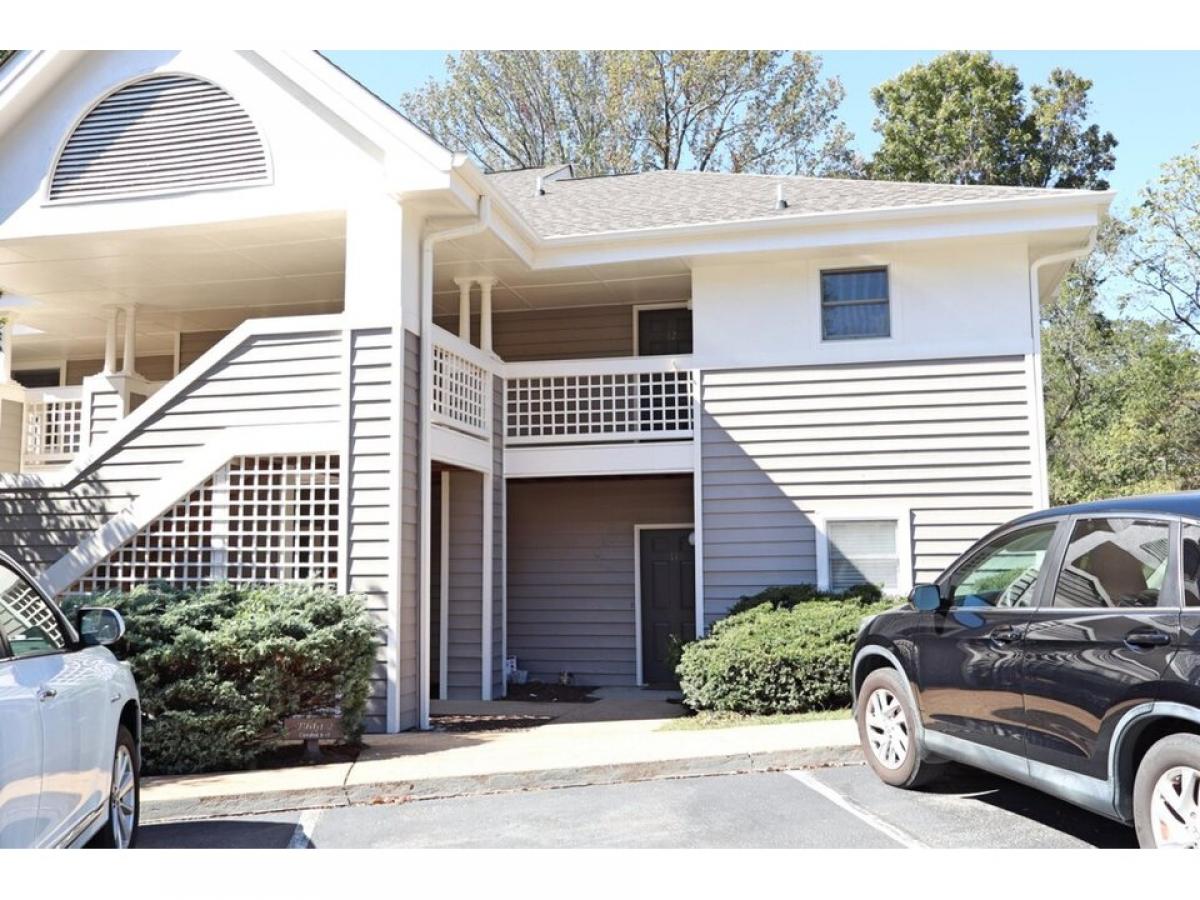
[1021,515,1181,780]
[637,307,692,356]
[639,527,695,686]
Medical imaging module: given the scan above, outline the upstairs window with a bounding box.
[821,267,890,340]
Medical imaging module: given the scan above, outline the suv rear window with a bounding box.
[1051,518,1170,609]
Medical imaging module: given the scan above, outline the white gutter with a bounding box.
[417,195,492,730]
[1026,231,1098,509]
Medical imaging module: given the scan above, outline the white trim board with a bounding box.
[632,522,695,687]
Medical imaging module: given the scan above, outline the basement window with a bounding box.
[826,519,899,592]
[821,267,890,340]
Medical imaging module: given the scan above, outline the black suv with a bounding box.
[852,493,1200,849]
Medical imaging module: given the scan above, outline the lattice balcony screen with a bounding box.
[506,371,694,444]
[431,342,490,437]
[71,454,340,594]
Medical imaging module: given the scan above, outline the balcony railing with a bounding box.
[431,330,493,439]
[22,386,84,468]
[505,357,694,445]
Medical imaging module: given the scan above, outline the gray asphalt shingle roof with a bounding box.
[484,166,1082,239]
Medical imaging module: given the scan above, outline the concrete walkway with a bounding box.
[141,695,860,823]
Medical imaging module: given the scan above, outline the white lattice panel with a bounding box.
[72,454,340,594]
[431,342,489,437]
[23,395,84,466]
[506,371,693,444]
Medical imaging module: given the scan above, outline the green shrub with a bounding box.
[64,582,377,775]
[725,582,883,617]
[677,589,899,715]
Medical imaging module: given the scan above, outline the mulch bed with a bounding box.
[430,713,556,733]
[502,681,598,703]
[253,741,362,769]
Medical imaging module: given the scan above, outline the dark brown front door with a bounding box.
[637,307,693,356]
[640,527,695,685]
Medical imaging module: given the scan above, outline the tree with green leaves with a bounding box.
[868,51,1116,189]
[399,51,859,177]
[1042,221,1200,504]
[1124,146,1200,338]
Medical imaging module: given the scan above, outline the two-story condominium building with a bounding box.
[0,50,1113,732]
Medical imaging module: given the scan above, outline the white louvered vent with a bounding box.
[49,74,269,201]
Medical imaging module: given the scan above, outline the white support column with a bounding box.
[477,277,496,355]
[454,277,473,344]
[0,311,14,384]
[120,305,137,376]
[103,307,119,375]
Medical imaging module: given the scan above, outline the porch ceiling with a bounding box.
[0,211,346,362]
[434,231,692,316]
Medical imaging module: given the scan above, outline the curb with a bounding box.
[141,744,863,823]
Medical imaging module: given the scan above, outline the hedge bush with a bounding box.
[677,585,898,715]
[63,582,377,775]
[724,582,883,617]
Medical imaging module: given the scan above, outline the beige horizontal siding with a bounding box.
[506,475,693,686]
[701,356,1037,621]
[435,303,633,361]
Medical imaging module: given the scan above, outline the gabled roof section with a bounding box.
[484,166,1106,240]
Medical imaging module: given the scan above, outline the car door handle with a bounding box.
[1124,629,1172,650]
[36,686,57,702]
[988,626,1023,645]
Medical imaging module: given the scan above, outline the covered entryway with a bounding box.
[637,527,696,686]
[505,474,694,688]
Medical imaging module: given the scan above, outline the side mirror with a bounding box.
[911,583,944,612]
[76,607,126,647]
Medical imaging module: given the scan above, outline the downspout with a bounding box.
[418,195,492,730]
[1027,231,1097,510]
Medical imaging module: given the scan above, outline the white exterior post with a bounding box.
[454,277,473,344]
[477,277,495,355]
[0,311,14,384]
[344,193,410,733]
[120,305,137,376]
[103,307,119,375]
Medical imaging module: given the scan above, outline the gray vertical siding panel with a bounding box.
[506,475,693,686]
[430,470,442,695]
[446,469,483,698]
[396,330,421,728]
[700,356,1037,624]
[434,304,634,361]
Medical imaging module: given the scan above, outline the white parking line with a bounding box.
[787,770,927,849]
[287,809,324,850]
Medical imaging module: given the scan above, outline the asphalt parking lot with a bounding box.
[137,762,1138,849]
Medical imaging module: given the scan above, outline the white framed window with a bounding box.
[819,517,907,593]
[820,267,890,341]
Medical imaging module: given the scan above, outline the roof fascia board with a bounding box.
[247,50,456,174]
[447,161,538,265]
[529,201,1107,270]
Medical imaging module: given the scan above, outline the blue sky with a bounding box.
[324,50,1200,212]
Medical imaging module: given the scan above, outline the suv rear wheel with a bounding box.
[855,668,943,789]
[1133,733,1200,849]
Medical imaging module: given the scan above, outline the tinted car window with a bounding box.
[1181,525,1200,607]
[1051,518,1170,609]
[948,524,1057,608]
[0,563,65,658]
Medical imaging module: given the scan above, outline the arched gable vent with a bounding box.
[49,74,269,201]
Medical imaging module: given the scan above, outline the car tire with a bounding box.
[856,667,943,789]
[1133,733,1200,849]
[92,725,139,849]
